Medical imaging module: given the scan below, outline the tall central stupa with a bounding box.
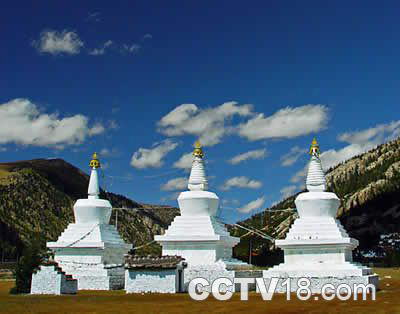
[47,153,131,290]
[155,141,245,288]
[263,138,379,292]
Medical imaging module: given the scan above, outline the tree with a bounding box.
[9,235,46,294]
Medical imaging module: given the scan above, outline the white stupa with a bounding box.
[263,138,379,292]
[47,153,131,290]
[155,141,245,288]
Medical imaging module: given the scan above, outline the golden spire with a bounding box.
[89,152,101,169]
[193,140,204,158]
[309,137,320,156]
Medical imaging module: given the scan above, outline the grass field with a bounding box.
[0,268,399,314]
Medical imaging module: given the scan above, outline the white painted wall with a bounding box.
[31,266,77,295]
[125,269,181,293]
[184,262,236,292]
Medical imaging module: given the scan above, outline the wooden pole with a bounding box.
[249,238,252,264]
[265,211,268,228]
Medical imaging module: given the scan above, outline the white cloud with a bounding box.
[143,34,153,40]
[157,102,253,146]
[99,148,119,158]
[159,104,198,128]
[0,98,104,147]
[220,176,262,191]
[338,121,400,145]
[130,139,178,169]
[290,166,307,183]
[238,196,266,214]
[228,148,267,165]
[238,105,328,141]
[222,199,240,206]
[122,43,141,54]
[173,152,193,170]
[161,177,187,191]
[320,146,367,171]
[33,30,84,55]
[100,148,111,156]
[108,120,119,129]
[157,103,330,146]
[88,123,105,135]
[280,146,307,167]
[89,40,113,56]
[161,191,180,201]
[280,185,298,198]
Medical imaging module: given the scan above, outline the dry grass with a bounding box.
[0,268,399,314]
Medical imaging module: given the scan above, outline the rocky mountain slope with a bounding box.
[231,137,400,264]
[0,159,179,260]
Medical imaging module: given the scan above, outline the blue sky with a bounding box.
[1,1,400,223]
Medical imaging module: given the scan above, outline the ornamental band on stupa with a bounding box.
[262,138,379,293]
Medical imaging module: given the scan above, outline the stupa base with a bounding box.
[260,273,379,293]
[183,259,257,292]
[31,264,78,295]
[265,259,376,276]
[57,264,125,290]
[47,222,131,290]
[183,261,235,292]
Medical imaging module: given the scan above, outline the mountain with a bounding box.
[0,158,179,260]
[231,137,400,265]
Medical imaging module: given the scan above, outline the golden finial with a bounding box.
[309,137,320,156]
[89,152,101,169]
[193,140,204,158]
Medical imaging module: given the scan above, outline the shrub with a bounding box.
[9,238,45,294]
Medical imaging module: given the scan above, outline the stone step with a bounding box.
[287,232,348,238]
[291,222,344,227]
[288,226,348,234]
[289,228,347,234]
[169,221,219,226]
[166,226,229,233]
[172,217,219,223]
[288,226,348,232]
[166,229,226,235]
